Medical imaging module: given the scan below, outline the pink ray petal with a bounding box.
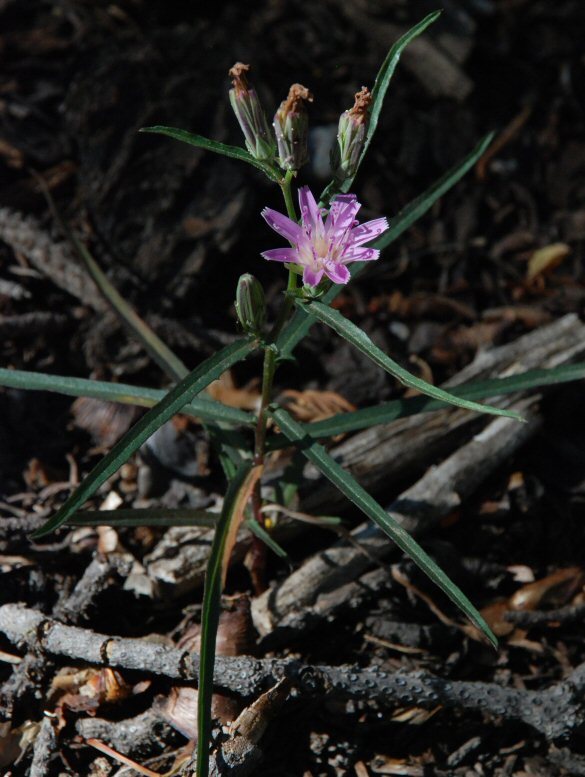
[325,193,361,235]
[298,186,323,235]
[324,262,351,284]
[261,247,299,263]
[343,246,380,262]
[261,207,302,244]
[349,217,389,246]
[302,266,324,287]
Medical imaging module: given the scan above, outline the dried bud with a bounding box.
[273,83,313,171]
[331,86,372,183]
[228,62,276,162]
[235,273,266,336]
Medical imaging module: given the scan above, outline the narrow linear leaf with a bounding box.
[246,518,290,561]
[298,299,524,422]
[140,126,279,181]
[69,508,219,528]
[278,134,494,360]
[31,339,255,539]
[266,361,585,446]
[198,463,253,777]
[221,465,263,586]
[269,406,497,648]
[40,176,251,476]
[70,507,293,561]
[35,173,189,382]
[0,368,254,428]
[349,11,441,194]
[70,239,189,382]
[365,12,441,162]
[375,132,493,249]
[320,11,442,204]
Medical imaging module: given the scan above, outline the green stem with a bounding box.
[254,345,277,465]
[281,169,298,294]
[270,170,299,341]
[250,344,277,591]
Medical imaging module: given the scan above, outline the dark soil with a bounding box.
[1,1,585,775]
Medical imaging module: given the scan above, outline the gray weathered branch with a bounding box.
[2,603,585,741]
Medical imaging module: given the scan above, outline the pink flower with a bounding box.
[261,186,389,287]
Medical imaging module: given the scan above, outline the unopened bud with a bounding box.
[235,274,266,336]
[229,63,276,162]
[273,84,313,171]
[331,86,372,183]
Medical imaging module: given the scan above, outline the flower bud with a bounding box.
[273,83,313,171]
[235,274,266,336]
[331,86,372,183]
[228,63,276,162]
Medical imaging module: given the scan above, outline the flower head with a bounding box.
[331,86,372,183]
[261,186,389,287]
[235,273,266,336]
[228,62,276,162]
[273,84,313,171]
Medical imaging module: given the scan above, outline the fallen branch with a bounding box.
[2,604,585,741]
[301,313,585,515]
[252,314,585,638]
[252,396,539,640]
[29,716,57,777]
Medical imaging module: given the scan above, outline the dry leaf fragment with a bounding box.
[370,755,425,775]
[526,243,570,282]
[72,396,139,447]
[508,567,584,611]
[227,678,290,743]
[207,370,260,411]
[390,706,441,725]
[279,388,356,423]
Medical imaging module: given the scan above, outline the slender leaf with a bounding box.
[266,361,585,446]
[269,405,497,647]
[37,173,251,473]
[71,506,291,561]
[35,174,189,382]
[140,126,280,181]
[70,240,189,383]
[197,463,253,777]
[31,339,256,539]
[321,10,441,205]
[246,518,290,561]
[364,12,441,172]
[375,133,493,249]
[298,299,524,422]
[0,368,254,427]
[277,133,494,360]
[69,508,219,528]
[221,466,263,585]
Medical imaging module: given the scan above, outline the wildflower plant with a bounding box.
[4,9,585,776]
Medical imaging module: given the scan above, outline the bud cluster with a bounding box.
[227,63,371,179]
